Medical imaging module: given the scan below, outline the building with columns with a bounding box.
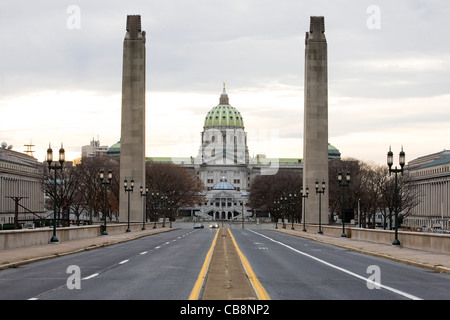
[107,86,341,222]
[406,150,450,231]
[0,143,44,228]
[182,85,292,220]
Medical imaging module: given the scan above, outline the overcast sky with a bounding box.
[1,0,449,166]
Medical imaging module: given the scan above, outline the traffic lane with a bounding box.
[231,229,395,300]
[0,229,191,300]
[0,228,214,300]
[36,227,218,300]
[2,229,194,300]
[231,229,448,300]
[258,230,450,300]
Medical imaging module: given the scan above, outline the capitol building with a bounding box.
[180,86,301,221]
[108,86,340,221]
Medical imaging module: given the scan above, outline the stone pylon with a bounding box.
[119,15,146,223]
[302,17,329,225]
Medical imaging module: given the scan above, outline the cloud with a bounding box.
[1,0,449,166]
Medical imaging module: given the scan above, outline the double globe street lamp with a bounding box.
[140,186,149,230]
[337,171,351,238]
[124,179,134,232]
[301,187,309,232]
[288,193,297,230]
[387,146,406,246]
[99,169,112,236]
[46,143,65,243]
[151,190,160,229]
[315,179,326,234]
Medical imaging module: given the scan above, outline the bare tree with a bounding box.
[145,161,205,223]
[42,163,80,226]
[73,156,119,224]
[248,169,302,225]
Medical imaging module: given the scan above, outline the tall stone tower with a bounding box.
[303,17,329,225]
[119,15,146,223]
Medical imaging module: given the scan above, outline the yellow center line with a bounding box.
[188,228,219,300]
[227,228,271,300]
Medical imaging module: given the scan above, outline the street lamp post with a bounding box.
[99,169,112,236]
[167,198,174,228]
[315,179,325,235]
[240,200,245,229]
[301,187,309,232]
[280,195,287,229]
[124,179,134,232]
[289,193,297,230]
[387,146,405,246]
[161,194,168,227]
[273,199,280,229]
[338,171,351,238]
[46,143,65,243]
[151,190,159,229]
[140,185,149,230]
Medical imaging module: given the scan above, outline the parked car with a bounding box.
[193,223,204,229]
[209,222,219,228]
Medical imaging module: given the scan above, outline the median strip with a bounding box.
[227,229,271,300]
[188,228,219,300]
[190,228,270,300]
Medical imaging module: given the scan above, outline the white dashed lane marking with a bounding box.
[82,273,99,280]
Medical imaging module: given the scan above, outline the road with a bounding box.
[233,229,449,300]
[0,227,448,300]
[0,228,216,300]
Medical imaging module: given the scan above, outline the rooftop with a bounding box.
[212,177,235,190]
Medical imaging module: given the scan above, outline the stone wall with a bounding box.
[0,223,159,250]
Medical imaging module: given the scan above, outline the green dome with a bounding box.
[328,143,341,159]
[107,141,121,156]
[204,87,244,128]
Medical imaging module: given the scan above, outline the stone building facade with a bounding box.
[0,143,44,227]
[406,150,450,231]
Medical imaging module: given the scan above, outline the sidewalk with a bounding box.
[273,228,450,274]
[0,227,174,270]
[1,226,449,274]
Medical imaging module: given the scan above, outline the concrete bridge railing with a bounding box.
[298,224,450,255]
[1,221,449,255]
[0,223,162,250]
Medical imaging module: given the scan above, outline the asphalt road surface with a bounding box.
[0,227,448,300]
[0,228,217,300]
[232,229,450,300]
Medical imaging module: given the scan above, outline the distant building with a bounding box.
[81,138,108,158]
[106,87,341,221]
[327,143,341,159]
[107,141,121,157]
[0,142,44,228]
[406,150,450,231]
